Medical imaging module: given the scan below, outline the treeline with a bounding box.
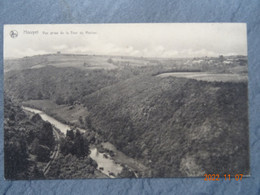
[152,68,202,76]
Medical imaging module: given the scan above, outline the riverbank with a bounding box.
[100,142,148,177]
[23,99,89,128]
[22,103,148,178]
[22,106,121,178]
[22,100,149,177]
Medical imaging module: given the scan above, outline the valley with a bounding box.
[4,53,249,178]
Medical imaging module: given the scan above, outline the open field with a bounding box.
[4,53,181,72]
[157,72,248,82]
[23,99,89,126]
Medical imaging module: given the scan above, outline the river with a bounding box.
[22,106,123,178]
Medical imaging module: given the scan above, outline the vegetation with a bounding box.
[5,66,119,103]
[118,166,136,178]
[45,126,99,179]
[4,96,98,179]
[4,54,249,178]
[46,154,99,179]
[60,129,90,157]
[82,75,249,177]
[4,96,55,179]
[152,68,202,76]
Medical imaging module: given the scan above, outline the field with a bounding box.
[23,99,89,125]
[157,72,247,82]
[4,53,180,72]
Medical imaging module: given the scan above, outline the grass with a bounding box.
[23,99,89,126]
[157,72,248,83]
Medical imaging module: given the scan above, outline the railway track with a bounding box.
[43,127,60,176]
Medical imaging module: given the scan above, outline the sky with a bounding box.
[4,23,247,59]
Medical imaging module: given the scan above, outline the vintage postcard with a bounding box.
[4,23,249,179]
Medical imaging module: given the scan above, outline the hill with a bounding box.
[4,53,182,72]
[83,75,249,176]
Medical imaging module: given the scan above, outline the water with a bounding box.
[22,106,70,134]
[90,148,122,178]
[22,106,123,178]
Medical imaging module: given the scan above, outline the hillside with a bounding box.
[4,53,182,72]
[4,96,53,179]
[4,96,105,179]
[83,76,249,177]
[4,66,119,102]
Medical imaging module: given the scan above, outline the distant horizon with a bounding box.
[4,52,247,61]
[4,24,247,59]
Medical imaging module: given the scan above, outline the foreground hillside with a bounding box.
[4,96,105,179]
[4,97,53,179]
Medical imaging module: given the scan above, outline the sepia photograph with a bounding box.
[4,23,249,180]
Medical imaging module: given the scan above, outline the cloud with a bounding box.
[52,44,68,51]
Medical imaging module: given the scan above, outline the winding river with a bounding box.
[22,106,123,178]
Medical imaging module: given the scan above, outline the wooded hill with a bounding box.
[83,75,249,177]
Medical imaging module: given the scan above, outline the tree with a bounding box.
[27,129,35,144]
[66,96,76,105]
[66,129,74,140]
[55,96,64,105]
[32,164,45,179]
[31,138,40,155]
[4,137,29,179]
[73,130,86,157]
[39,121,55,149]
[219,55,225,63]
[107,58,113,64]
[60,137,73,155]
[37,91,43,99]
[31,113,42,123]
[36,145,51,162]
[79,116,83,125]
[85,116,92,129]
[61,129,90,157]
